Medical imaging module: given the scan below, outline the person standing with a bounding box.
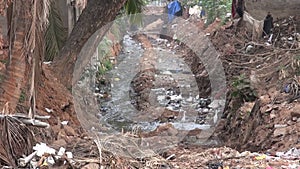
[262,12,274,37]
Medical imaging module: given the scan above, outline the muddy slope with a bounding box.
[209,16,300,152]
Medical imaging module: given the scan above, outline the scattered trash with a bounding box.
[288,37,294,41]
[245,44,254,53]
[16,143,77,168]
[45,108,53,113]
[166,154,176,160]
[18,151,37,167]
[61,120,69,125]
[33,143,56,157]
[66,152,73,159]
[274,124,287,128]
[57,147,65,157]
[43,61,52,65]
[284,84,291,93]
[198,98,211,108]
[254,154,267,160]
[207,162,223,169]
[276,148,300,160]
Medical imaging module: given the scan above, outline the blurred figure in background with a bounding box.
[167,0,182,22]
[262,12,274,38]
[232,0,244,19]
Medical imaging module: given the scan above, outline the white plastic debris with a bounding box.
[18,151,37,167]
[274,124,287,128]
[296,33,300,41]
[33,143,56,157]
[276,148,300,159]
[203,108,209,113]
[61,121,69,126]
[45,108,53,113]
[66,152,73,159]
[162,70,172,75]
[246,45,254,53]
[47,156,55,165]
[169,94,182,101]
[226,13,231,18]
[213,110,218,124]
[268,34,273,43]
[157,95,165,102]
[43,61,52,65]
[57,147,66,157]
[173,34,178,40]
[265,42,272,46]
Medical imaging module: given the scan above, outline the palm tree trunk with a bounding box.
[0,0,48,114]
[0,1,30,113]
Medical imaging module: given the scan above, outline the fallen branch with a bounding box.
[0,114,50,128]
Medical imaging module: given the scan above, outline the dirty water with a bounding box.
[94,34,222,134]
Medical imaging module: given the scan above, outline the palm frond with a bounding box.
[125,0,144,15]
[124,0,145,26]
[0,116,34,167]
[44,1,67,61]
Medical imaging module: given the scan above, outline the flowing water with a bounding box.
[95,34,222,133]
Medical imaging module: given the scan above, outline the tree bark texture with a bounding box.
[0,1,31,113]
[0,0,47,114]
[53,0,127,88]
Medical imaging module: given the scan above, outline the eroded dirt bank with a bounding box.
[1,6,300,169]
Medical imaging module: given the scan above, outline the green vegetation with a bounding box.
[19,90,26,103]
[0,59,8,64]
[182,0,232,25]
[231,74,257,102]
[201,0,231,25]
[98,60,113,76]
[123,0,146,27]
[97,36,114,76]
[45,1,68,61]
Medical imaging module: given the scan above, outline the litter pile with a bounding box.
[168,146,300,169]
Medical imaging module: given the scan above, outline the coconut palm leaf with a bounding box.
[125,0,144,15]
[0,116,34,167]
[124,0,145,26]
[45,1,67,61]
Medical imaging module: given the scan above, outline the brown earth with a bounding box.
[1,7,300,169]
[32,16,299,168]
[208,16,300,153]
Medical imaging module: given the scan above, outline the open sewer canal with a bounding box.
[91,34,224,134]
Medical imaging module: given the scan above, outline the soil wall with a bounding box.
[246,0,300,20]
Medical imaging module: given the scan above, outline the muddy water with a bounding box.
[96,34,218,133]
[99,35,143,130]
